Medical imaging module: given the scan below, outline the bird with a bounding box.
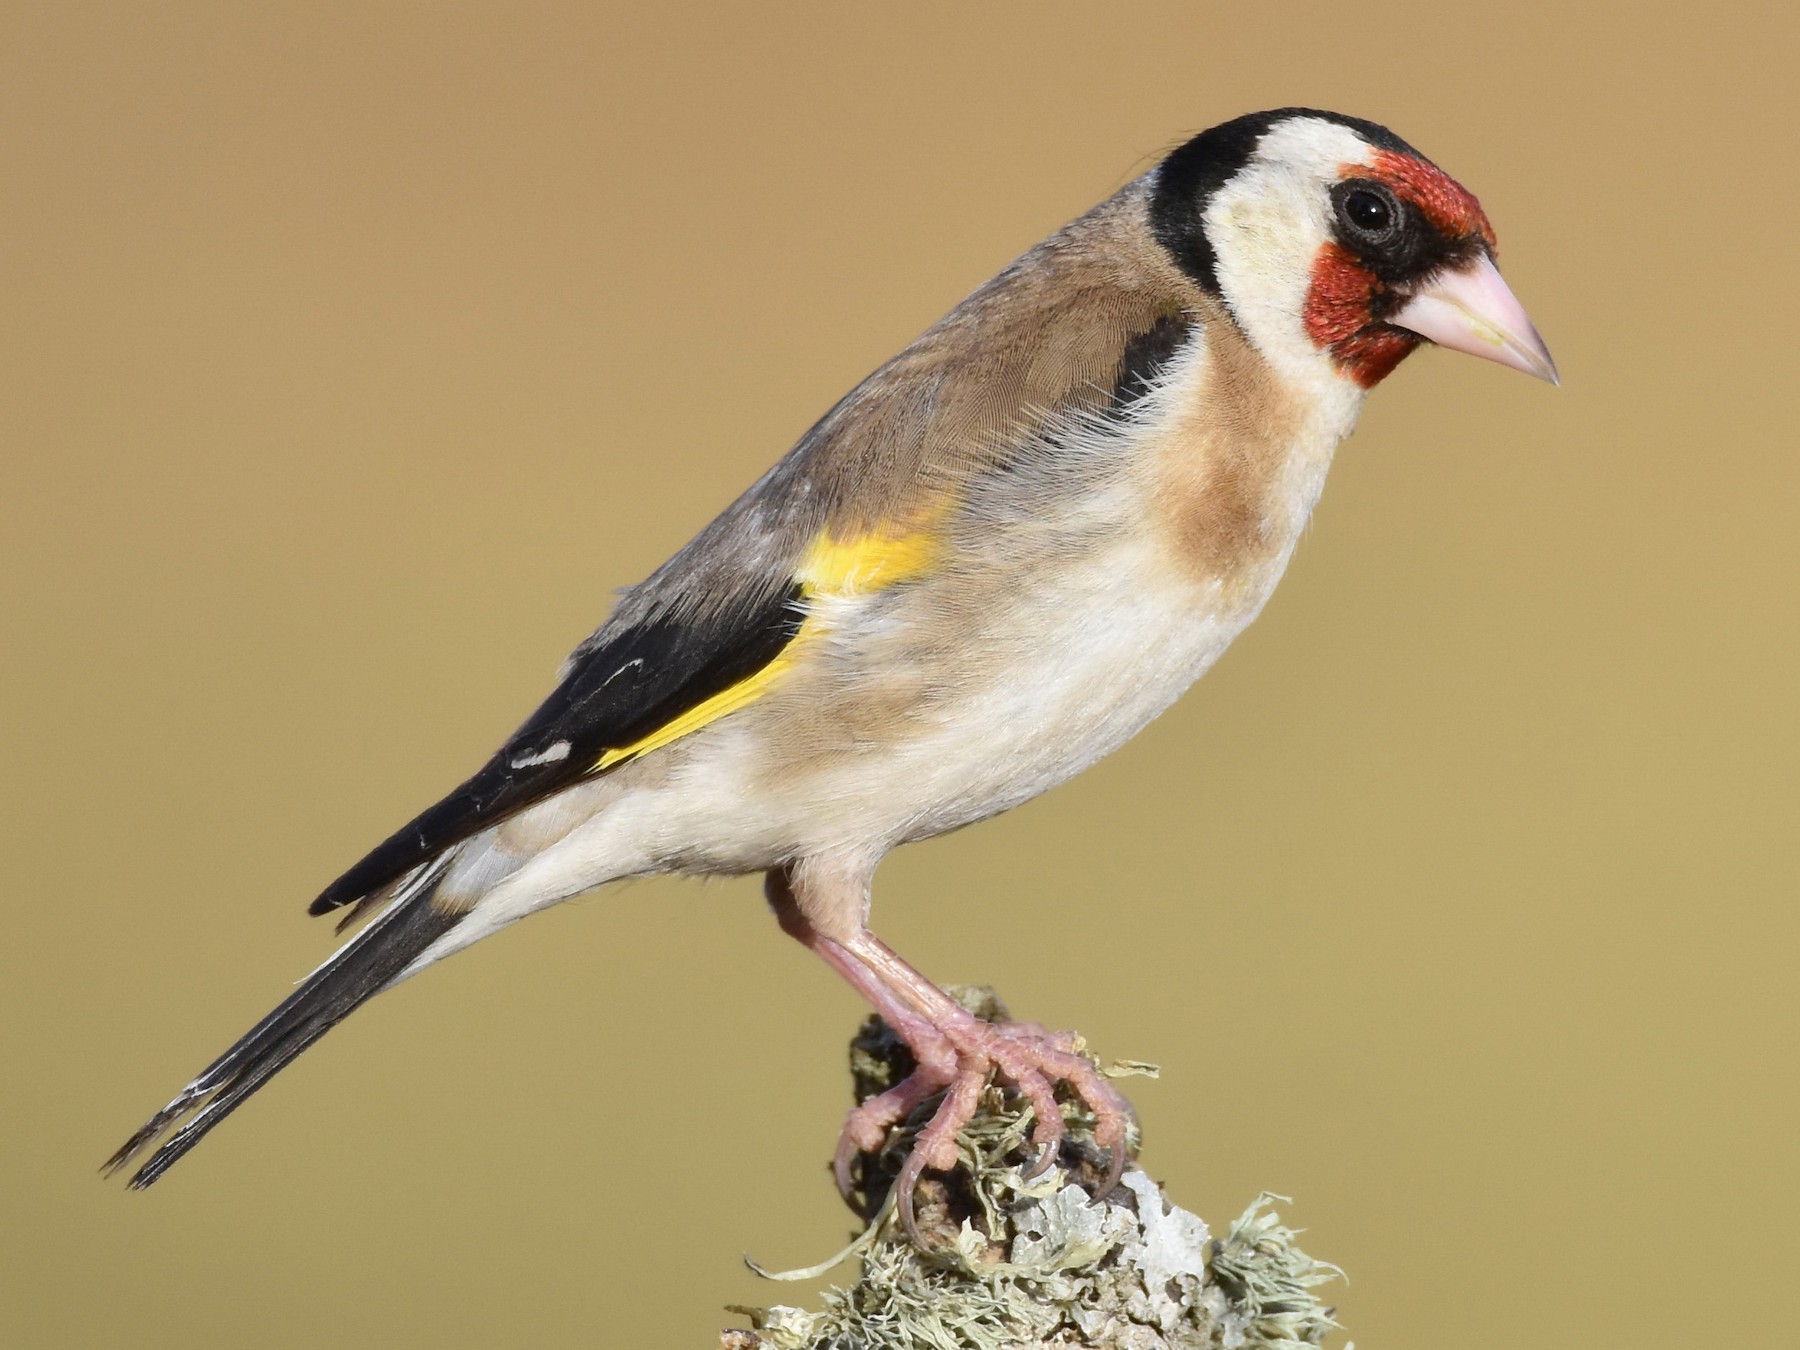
[108,109,1556,1235]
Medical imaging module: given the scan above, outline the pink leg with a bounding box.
[844,930,1134,1216]
[765,875,967,1196]
[766,869,1135,1244]
[811,933,971,1195]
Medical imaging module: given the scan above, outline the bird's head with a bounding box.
[1150,109,1556,390]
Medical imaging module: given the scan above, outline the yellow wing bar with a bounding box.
[592,522,941,771]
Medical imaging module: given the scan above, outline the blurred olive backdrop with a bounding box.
[3,3,1795,1347]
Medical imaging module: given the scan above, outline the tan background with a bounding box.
[3,3,1794,1347]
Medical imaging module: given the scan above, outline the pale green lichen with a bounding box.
[1205,1196,1344,1350]
[723,991,1345,1350]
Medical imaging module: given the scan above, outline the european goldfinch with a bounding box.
[109,109,1555,1228]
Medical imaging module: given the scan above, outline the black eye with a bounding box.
[1345,189,1390,234]
[1332,180,1403,250]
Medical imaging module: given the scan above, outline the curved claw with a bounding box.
[1095,1133,1127,1201]
[832,1130,860,1200]
[893,1147,931,1247]
[1088,1100,1134,1201]
[1021,1139,1060,1180]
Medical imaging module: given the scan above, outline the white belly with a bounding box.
[838,538,1276,843]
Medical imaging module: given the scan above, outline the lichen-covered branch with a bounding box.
[723,989,1345,1350]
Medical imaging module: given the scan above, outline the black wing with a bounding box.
[309,579,804,915]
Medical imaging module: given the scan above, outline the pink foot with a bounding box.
[837,1015,1135,1245]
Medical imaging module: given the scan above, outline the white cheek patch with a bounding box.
[1203,117,1377,388]
[1204,163,1328,372]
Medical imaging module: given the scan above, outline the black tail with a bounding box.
[105,862,462,1189]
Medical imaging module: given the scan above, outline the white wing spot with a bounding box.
[510,740,571,770]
